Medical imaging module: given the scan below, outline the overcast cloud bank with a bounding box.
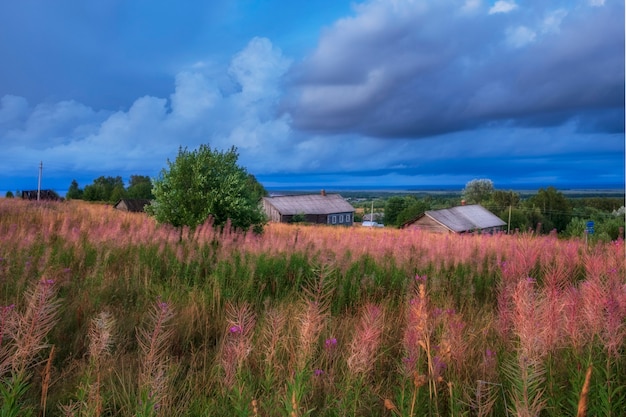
[0,0,623,192]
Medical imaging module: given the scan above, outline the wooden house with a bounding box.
[113,199,151,213]
[402,204,506,234]
[262,191,355,225]
[21,190,61,201]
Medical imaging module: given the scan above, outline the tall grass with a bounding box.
[0,199,624,416]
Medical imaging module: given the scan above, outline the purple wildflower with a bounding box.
[325,337,337,349]
[415,274,427,283]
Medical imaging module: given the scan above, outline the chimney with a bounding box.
[321,189,326,196]
[461,199,466,206]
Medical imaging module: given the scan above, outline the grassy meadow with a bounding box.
[0,199,624,416]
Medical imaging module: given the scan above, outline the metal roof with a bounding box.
[425,204,506,232]
[263,194,355,215]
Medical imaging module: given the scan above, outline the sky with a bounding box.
[0,0,624,194]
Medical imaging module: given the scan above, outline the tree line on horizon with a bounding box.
[65,175,155,202]
[380,179,625,241]
[3,159,624,241]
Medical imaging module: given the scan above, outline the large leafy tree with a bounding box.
[396,199,431,227]
[462,179,494,204]
[526,186,572,232]
[492,190,521,208]
[127,175,154,199]
[384,196,411,226]
[147,145,266,239]
[83,176,125,202]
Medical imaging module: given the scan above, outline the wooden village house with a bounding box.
[262,191,355,225]
[21,190,61,201]
[402,204,506,234]
[113,199,151,213]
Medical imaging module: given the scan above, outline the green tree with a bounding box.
[146,145,266,240]
[110,184,127,203]
[526,186,571,232]
[498,207,531,233]
[462,179,494,204]
[83,176,125,202]
[127,175,154,199]
[384,196,412,226]
[66,179,83,200]
[396,199,431,227]
[492,190,521,208]
[5,191,14,198]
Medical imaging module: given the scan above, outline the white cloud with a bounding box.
[1,97,108,148]
[461,0,482,13]
[541,9,568,33]
[229,37,292,105]
[506,26,537,47]
[489,0,518,14]
[588,0,605,6]
[170,72,220,119]
[2,37,298,177]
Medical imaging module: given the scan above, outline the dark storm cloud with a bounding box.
[287,0,624,138]
[0,0,622,193]
[0,1,229,108]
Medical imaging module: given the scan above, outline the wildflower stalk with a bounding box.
[60,311,115,417]
[1,277,60,417]
[217,302,258,415]
[283,369,315,417]
[503,354,546,417]
[576,365,592,417]
[135,299,175,416]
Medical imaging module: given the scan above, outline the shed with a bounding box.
[262,191,355,225]
[113,199,151,213]
[402,204,506,234]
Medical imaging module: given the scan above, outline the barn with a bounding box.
[262,191,355,225]
[113,199,151,213]
[402,204,506,234]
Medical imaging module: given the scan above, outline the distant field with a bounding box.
[0,199,624,416]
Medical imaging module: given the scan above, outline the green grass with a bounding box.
[0,199,624,416]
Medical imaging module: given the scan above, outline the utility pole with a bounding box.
[37,161,42,201]
[507,205,512,234]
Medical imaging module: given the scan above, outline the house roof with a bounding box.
[263,194,354,215]
[114,199,151,212]
[413,204,506,232]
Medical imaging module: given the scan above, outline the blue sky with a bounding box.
[1,0,624,194]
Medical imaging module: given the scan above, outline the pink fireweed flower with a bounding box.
[415,274,427,283]
[314,369,324,376]
[401,356,416,375]
[433,356,447,378]
[325,337,337,349]
[229,325,242,334]
[157,300,169,313]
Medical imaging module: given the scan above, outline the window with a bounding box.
[339,215,344,223]
[346,214,351,222]
[332,215,337,224]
